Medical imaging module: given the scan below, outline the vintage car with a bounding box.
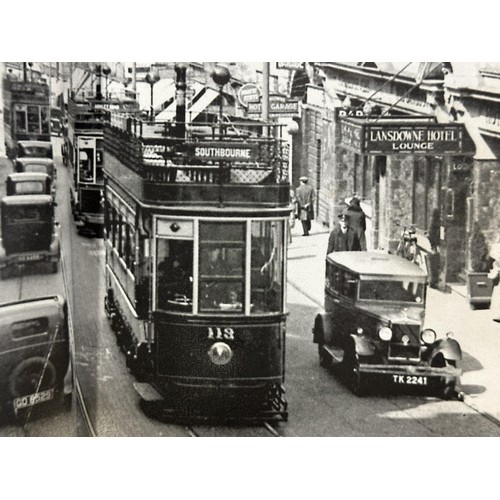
[0,295,73,419]
[14,157,57,195]
[0,194,61,278]
[6,172,53,197]
[16,140,53,160]
[313,251,462,399]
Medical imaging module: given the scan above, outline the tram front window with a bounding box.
[199,222,245,313]
[250,220,284,313]
[156,239,193,311]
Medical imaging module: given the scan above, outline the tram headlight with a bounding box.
[378,326,392,341]
[421,328,437,345]
[208,342,233,366]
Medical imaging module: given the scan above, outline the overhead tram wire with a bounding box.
[356,62,413,110]
[373,62,443,123]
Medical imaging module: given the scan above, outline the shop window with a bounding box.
[27,106,40,134]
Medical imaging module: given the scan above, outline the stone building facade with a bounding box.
[291,62,500,285]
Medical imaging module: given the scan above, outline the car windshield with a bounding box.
[14,181,45,194]
[25,164,49,174]
[21,146,52,158]
[359,279,425,303]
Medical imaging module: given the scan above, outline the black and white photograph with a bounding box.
[1,3,499,498]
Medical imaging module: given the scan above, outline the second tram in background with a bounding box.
[63,89,139,236]
[2,76,51,159]
[103,68,291,422]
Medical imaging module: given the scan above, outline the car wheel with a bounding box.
[9,357,57,398]
[0,268,9,280]
[318,345,331,369]
[50,261,59,274]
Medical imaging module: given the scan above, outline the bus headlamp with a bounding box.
[421,328,437,345]
[208,342,233,366]
[378,326,392,341]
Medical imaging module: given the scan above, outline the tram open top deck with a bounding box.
[67,91,140,135]
[103,115,291,208]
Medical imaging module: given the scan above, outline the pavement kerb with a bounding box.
[287,222,500,428]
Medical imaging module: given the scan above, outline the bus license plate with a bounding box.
[14,389,54,410]
[392,375,428,386]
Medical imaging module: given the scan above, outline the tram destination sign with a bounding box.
[186,141,259,162]
[340,119,473,155]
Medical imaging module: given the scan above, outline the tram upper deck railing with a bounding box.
[104,114,290,187]
[68,93,140,132]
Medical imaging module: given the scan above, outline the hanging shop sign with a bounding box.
[247,94,300,118]
[339,119,475,155]
[238,83,261,108]
[185,141,258,162]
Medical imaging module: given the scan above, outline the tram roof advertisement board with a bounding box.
[185,141,259,162]
[340,118,474,155]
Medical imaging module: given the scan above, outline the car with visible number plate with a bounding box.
[313,251,462,399]
[0,295,73,420]
[0,194,61,278]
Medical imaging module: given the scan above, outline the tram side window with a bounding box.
[156,239,193,312]
[41,107,50,134]
[27,106,40,134]
[250,220,284,313]
[199,222,245,313]
[96,140,104,182]
[15,105,27,134]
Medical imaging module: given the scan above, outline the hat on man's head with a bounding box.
[299,176,308,182]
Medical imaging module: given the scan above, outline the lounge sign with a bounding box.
[186,142,258,162]
[339,119,473,155]
[365,125,464,154]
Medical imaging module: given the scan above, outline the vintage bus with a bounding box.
[103,95,291,422]
[64,91,139,235]
[2,77,51,159]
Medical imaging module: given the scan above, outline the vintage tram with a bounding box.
[2,77,51,159]
[102,98,291,421]
[63,90,139,235]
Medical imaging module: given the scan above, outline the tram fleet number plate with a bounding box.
[392,375,428,385]
[14,389,54,410]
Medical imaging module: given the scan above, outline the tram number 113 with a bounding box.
[207,327,235,340]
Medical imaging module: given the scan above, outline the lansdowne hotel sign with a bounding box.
[339,118,475,155]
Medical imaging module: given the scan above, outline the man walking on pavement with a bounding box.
[327,212,361,254]
[295,176,315,236]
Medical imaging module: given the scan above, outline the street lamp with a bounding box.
[102,65,111,99]
[210,66,231,137]
[145,69,160,121]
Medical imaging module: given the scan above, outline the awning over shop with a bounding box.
[186,88,219,122]
[155,82,204,121]
[136,79,176,111]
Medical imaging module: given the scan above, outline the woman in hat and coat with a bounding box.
[295,176,315,236]
[327,212,361,254]
[346,196,367,251]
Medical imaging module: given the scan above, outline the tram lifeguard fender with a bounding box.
[313,312,334,345]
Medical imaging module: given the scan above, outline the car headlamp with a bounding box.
[378,326,392,341]
[208,342,233,366]
[421,328,437,345]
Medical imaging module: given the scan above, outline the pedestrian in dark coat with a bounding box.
[327,213,361,254]
[295,176,315,236]
[346,196,367,251]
